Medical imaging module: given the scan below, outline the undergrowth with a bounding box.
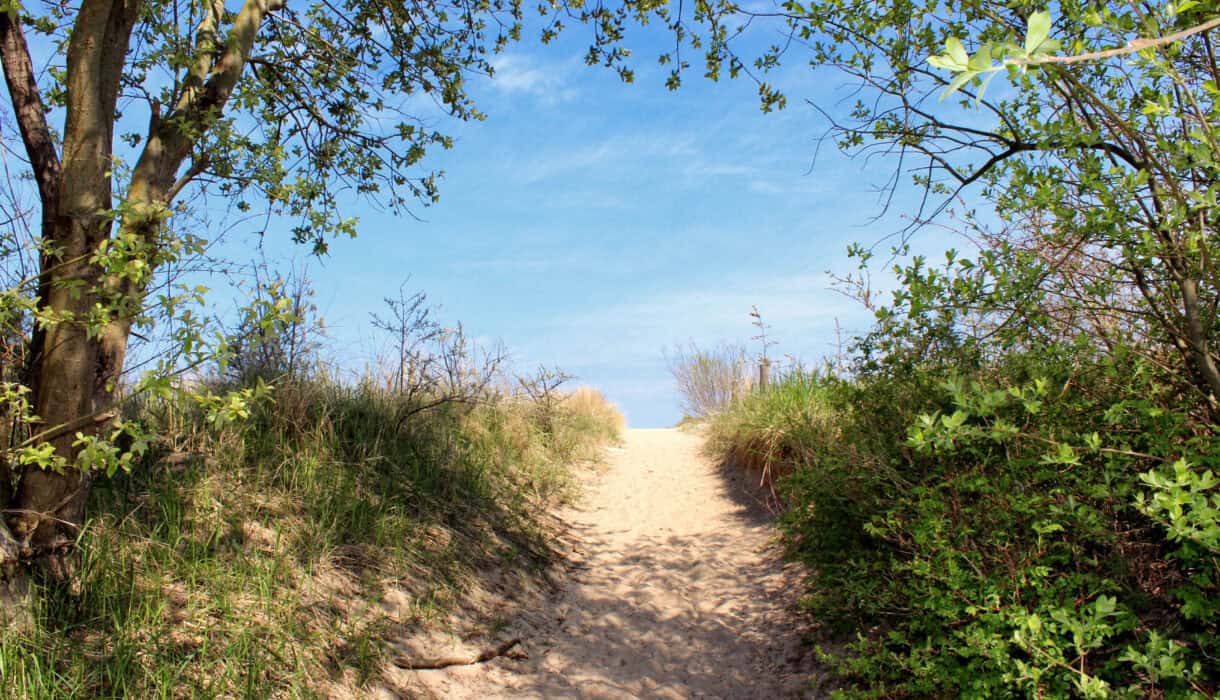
[0,378,622,698]
[707,351,1219,698]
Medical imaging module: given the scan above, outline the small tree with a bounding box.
[370,283,440,397]
[370,283,505,425]
[0,0,549,577]
[222,264,322,387]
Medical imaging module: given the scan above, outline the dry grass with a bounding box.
[0,376,622,698]
[667,342,753,420]
[563,386,627,438]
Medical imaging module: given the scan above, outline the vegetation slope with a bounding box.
[0,372,623,698]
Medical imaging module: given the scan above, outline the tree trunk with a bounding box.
[8,207,133,574]
[0,0,278,581]
[1,0,141,577]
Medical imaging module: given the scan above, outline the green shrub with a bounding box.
[708,347,1218,698]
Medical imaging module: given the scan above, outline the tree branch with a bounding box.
[1014,16,1220,66]
[0,11,61,216]
[131,0,284,211]
[180,0,285,125]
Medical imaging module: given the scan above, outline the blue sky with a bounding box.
[205,14,964,427]
[227,16,964,427]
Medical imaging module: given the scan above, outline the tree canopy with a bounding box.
[661,0,1220,420]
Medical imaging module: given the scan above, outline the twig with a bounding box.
[19,410,117,449]
[1014,16,1220,66]
[393,637,524,670]
[1,509,83,531]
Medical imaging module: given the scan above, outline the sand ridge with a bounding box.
[396,428,818,699]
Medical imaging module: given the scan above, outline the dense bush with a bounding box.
[712,351,1216,697]
[708,255,1219,697]
[689,6,1220,693]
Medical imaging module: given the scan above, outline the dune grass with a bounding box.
[704,370,842,487]
[0,376,622,698]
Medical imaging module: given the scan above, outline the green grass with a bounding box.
[0,377,622,698]
[704,370,843,485]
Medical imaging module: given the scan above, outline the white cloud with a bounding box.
[747,177,828,195]
[488,54,579,105]
[513,142,616,184]
[514,271,874,369]
[508,131,699,185]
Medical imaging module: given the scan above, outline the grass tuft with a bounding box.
[705,370,841,487]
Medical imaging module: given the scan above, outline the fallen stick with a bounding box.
[393,638,524,670]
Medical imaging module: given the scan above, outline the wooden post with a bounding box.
[758,358,771,391]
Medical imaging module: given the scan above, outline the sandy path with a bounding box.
[398,428,816,699]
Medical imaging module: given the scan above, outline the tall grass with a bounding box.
[0,374,622,698]
[705,370,840,486]
[560,387,626,446]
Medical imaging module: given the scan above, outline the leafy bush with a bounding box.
[688,2,1220,696]
[706,234,1220,698]
[710,343,1218,697]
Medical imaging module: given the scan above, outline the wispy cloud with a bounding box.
[581,273,865,334]
[447,248,594,275]
[747,177,827,195]
[488,54,579,105]
[512,142,616,184]
[507,131,699,185]
[518,272,873,366]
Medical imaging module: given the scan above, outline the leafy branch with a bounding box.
[928,8,1220,100]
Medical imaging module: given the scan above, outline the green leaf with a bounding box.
[975,70,999,102]
[946,37,969,68]
[1025,10,1051,55]
[941,70,975,100]
[926,54,957,71]
[1034,38,1061,56]
[1040,441,1080,466]
[941,409,968,429]
[968,44,992,72]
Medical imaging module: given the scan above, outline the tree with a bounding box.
[0,0,701,584]
[0,0,548,577]
[369,281,506,422]
[644,0,1220,421]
